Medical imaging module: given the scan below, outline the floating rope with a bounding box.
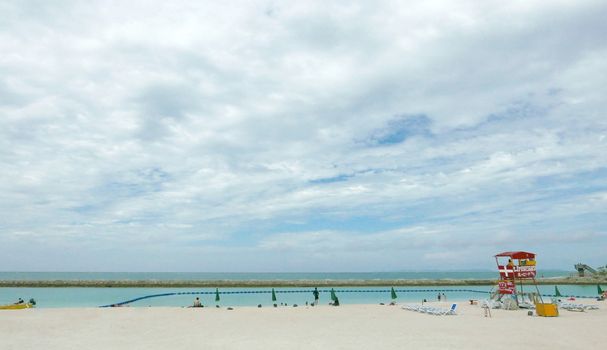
[99,288,490,307]
[100,288,598,307]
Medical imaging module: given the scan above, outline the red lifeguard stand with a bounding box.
[494,251,541,308]
[493,251,558,316]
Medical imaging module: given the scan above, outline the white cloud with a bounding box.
[1,0,606,271]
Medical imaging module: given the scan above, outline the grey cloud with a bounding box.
[137,83,201,119]
[0,80,28,107]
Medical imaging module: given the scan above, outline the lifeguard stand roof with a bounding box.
[495,251,535,259]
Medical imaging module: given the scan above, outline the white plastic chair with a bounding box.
[441,303,457,315]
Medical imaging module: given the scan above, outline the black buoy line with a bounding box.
[99,288,493,307]
[100,288,598,307]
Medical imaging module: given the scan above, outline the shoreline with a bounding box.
[1,277,605,288]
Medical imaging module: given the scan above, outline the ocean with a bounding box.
[2,271,599,308]
[0,270,572,281]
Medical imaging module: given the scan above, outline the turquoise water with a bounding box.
[0,285,599,308]
[0,286,489,308]
[2,271,597,308]
[0,270,571,281]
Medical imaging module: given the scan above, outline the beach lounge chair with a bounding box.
[558,302,585,312]
[518,302,534,309]
[401,304,420,311]
[402,304,433,314]
[418,306,431,313]
[409,304,421,311]
[480,300,501,309]
[422,307,436,315]
[417,304,457,316]
[441,303,457,315]
[430,307,444,315]
[423,306,441,314]
[402,303,457,316]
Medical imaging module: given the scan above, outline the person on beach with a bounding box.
[313,287,320,305]
[193,297,202,307]
[437,293,441,302]
[442,293,446,301]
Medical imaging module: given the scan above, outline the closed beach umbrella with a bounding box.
[215,288,220,302]
[554,286,562,297]
[271,288,277,302]
[330,288,337,302]
[391,287,398,300]
[598,285,604,295]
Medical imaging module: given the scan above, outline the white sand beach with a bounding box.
[1,301,605,350]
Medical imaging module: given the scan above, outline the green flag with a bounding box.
[554,286,562,297]
[215,288,220,302]
[598,285,604,295]
[330,288,337,302]
[391,287,398,300]
[271,288,277,302]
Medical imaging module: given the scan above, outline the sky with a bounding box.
[1,0,606,272]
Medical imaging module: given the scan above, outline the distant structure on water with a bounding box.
[575,263,607,277]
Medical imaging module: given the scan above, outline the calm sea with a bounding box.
[0,270,571,281]
[2,271,598,308]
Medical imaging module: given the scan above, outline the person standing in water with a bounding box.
[313,287,320,305]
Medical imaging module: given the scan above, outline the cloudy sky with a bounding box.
[1,0,606,272]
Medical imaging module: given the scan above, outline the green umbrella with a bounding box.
[271,288,277,302]
[215,288,220,302]
[554,286,562,297]
[391,287,398,300]
[330,288,337,302]
[598,285,604,295]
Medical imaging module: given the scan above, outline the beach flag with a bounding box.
[598,285,604,295]
[330,288,337,302]
[215,288,220,302]
[554,286,562,297]
[271,288,277,302]
[391,287,398,300]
